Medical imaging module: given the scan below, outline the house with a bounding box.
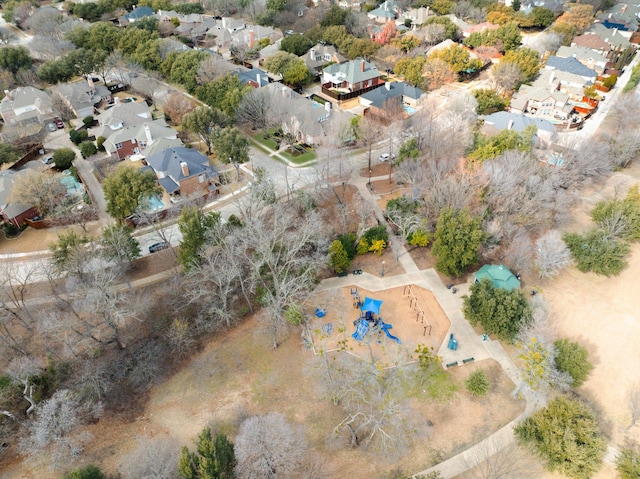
[146,146,219,197]
[536,69,593,101]
[53,79,111,119]
[571,33,612,55]
[337,0,361,9]
[119,5,154,25]
[0,86,55,126]
[103,120,179,160]
[231,25,277,48]
[510,84,574,122]
[359,82,422,122]
[398,7,430,29]
[586,23,632,50]
[236,68,270,88]
[545,56,598,80]
[304,44,345,73]
[555,45,608,75]
[463,21,499,38]
[481,111,557,145]
[368,0,399,23]
[263,82,354,145]
[90,101,153,139]
[322,58,383,99]
[427,39,457,56]
[0,170,39,227]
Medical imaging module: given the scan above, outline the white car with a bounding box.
[379,153,396,162]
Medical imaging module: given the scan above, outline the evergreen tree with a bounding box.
[178,427,236,479]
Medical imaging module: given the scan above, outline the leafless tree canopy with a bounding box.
[463,440,544,479]
[235,413,310,479]
[119,435,180,479]
[535,230,573,279]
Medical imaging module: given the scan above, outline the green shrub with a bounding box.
[82,115,94,127]
[465,369,490,396]
[53,147,76,169]
[514,395,607,479]
[616,447,640,479]
[64,465,105,479]
[329,239,350,273]
[602,74,617,88]
[553,339,593,388]
[79,141,97,158]
[363,225,389,244]
[563,229,629,276]
[337,232,357,259]
[96,136,106,151]
[623,64,640,92]
[69,129,88,145]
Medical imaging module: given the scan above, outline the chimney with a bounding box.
[249,29,255,46]
[325,101,331,112]
[613,27,618,36]
[3,90,9,100]
[609,13,612,19]
[622,4,627,13]
[144,124,153,145]
[385,82,391,90]
[180,161,189,177]
[222,17,226,29]
[114,97,120,104]
[310,48,316,60]
[507,119,514,130]
[256,73,261,86]
[361,59,365,72]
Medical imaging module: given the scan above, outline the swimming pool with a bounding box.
[142,195,165,211]
[403,105,417,115]
[60,172,83,194]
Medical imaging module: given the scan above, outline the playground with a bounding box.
[308,284,450,365]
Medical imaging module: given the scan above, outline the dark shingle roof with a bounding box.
[360,82,422,108]
[546,56,597,78]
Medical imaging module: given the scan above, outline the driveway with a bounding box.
[43,128,111,225]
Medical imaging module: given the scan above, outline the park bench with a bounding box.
[462,357,475,364]
[446,361,458,368]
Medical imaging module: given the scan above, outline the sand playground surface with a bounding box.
[307,284,451,366]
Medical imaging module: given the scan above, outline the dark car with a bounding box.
[148,242,169,253]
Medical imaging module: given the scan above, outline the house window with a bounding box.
[199,175,204,183]
[323,54,331,61]
[115,143,122,150]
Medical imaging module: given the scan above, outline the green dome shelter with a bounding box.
[474,264,521,291]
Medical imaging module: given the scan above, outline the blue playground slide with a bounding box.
[380,322,401,344]
[352,320,369,341]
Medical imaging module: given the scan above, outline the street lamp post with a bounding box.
[382,260,385,277]
[368,168,372,188]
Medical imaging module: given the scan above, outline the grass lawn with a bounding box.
[252,132,278,151]
[280,150,316,165]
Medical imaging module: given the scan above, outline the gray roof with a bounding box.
[0,86,54,122]
[142,137,183,158]
[263,82,353,141]
[95,101,152,129]
[236,68,269,87]
[586,23,631,49]
[54,81,110,114]
[123,6,154,20]
[556,46,608,66]
[0,170,35,219]
[546,56,598,78]
[360,82,422,108]
[304,44,345,71]
[104,120,176,154]
[146,147,218,193]
[368,0,398,18]
[481,111,556,134]
[323,58,381,85]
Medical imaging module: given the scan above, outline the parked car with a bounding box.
[55,119,64,129]
[379,153,396,162]
[47,122,56,132]
[148,242,169,253]
[42,155,54,165]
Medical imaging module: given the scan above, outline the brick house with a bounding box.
[0,170,39,227]
[103,120,179,160]
[146,147,219,198]
[322,58,383,100]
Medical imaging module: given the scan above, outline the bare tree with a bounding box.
[463,440,543,479]
[52,93,75,122]
[535,230,573,279]
[357,115,383,171]
[196,55,235,84]
[423,24,447,45]
[163,92,196,125]
[120,435,180,479]
[18,389,100,469]
[10,168,67,216]
[501,228,534,278]
[627,383,640,432]
[29,37,76,61]
[239,202,327,348]
[7,356,43,415]
[490,62,524,95]
[527,32,562,57]
[235,413,310,479]
[234,87,273,130]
